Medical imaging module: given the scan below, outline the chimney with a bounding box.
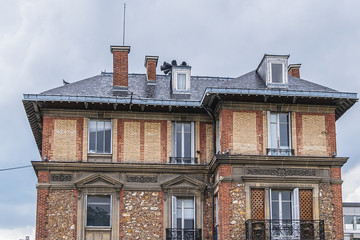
[110,46,131,90]
[288,64,301,78]
[144,56,159,83]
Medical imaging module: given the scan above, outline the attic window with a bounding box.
[177,74,187,90]
[271,63,283,83]
[172,67,191,93]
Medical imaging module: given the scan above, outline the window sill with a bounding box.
[85,227,111,231]
[87,153,112,163]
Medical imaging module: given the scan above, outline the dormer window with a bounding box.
[256,54,289,88]
[172,65,191,93]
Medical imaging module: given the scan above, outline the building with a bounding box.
[344,202,360,240]
[23,45,357,240]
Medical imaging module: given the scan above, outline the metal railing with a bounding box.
[213,225,219,240]
[245,219,325,240]
[169,157,198,164]
[266,148,294,156]
[166,228,202,240]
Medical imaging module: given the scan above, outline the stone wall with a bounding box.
[319,183,335,240]
[203,190,213,240]
[46,189,77,240]
[229,183,246,239]
[120,191,163,240]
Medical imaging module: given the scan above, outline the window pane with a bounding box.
[177,74,186,90]
[89,121,97,152]
[272,63,283,83]
[184,218,194,229]
[87,196,111,227]
[282,191,291,201]
[282,202,292,220]
[184,132,191,157]
[272,201,279,219]
[270,123,278,148]
[345,216,354,230]
[279,123,289,147]
[97,123,104,153]
[104,121,111,153]
[279,114,288,123]
[176,124,182,157]
[272,191,279,201]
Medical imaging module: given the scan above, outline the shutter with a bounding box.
[193,196,196,229]
[172,196,177,228]
[269,189,272,219]
[171,122,175,158]
[292,188,300,220]
[267,111,271,150]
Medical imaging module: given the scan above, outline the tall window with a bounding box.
[89,120,112,154]
[171,122,195,164]
[86,195,111,227]
[270,189,299,238]
[268,112,291,156]
[171,196,196,239]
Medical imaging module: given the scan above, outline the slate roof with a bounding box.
[41,70,338,101]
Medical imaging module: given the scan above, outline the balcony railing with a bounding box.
[267,148,294,156]
[166,228,202,240]
[245,219,325,240]
[169,157,198,164]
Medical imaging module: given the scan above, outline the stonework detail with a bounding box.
[229,183,246,239]
[51,174,72,182]
[46,190,77,240]
[246,167,316,177]
[302,115,327,156]
[319,183,335,240]
[144,122,161,162]
[53,119,77,161]
[126,175,157,183]
[121,191,162,240]
[124,122,140,161]
[233,112,257,154]
[203,190,213,240]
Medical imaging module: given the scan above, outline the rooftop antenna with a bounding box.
[122,2,126,46]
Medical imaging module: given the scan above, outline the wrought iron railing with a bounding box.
[245,219,325,240]
[169,157,198,164]
[266,148,294,156]
[166,228,202,240]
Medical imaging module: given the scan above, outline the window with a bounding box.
[171,122,195,164]
[271,63,283,83]
[268,112,292,156]
[172,67,191,92]
[270,189,299,238]
[86,195,111,227]
[171,196,196,239]
[88,120,112,154]
[344,216,360,231]
[177,74,187,90]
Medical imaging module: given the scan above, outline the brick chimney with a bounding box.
[144,56,158,83]
[110,46,130,90]
[288,64,301,78]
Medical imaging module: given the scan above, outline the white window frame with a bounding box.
[270,188,299,238]
[267,60,288,85]
[171,196,196,229]
[85,194,112,228]
[267,112,292,155]
[171,122,195,163]
[88,119,113,154]
[172,68,191,92]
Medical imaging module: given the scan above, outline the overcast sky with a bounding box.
[1,0,359,239]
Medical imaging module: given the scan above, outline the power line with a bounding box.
[0,165,32,172]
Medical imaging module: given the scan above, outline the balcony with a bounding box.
[166,228,202,240]
[169,157,198,164]
[267,148,294,156]
[245,219,325,240]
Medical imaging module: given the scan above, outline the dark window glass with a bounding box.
[272,63,283,83]
[87,195,111,227]
[88,120,112,153]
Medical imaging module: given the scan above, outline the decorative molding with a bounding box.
[126,175,158,183]
[51,174,72,182]
[246,168,316,177]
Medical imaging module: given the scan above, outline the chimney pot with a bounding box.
[110,45,131,91]
[144,56,159,82]
[288,64,301,78]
